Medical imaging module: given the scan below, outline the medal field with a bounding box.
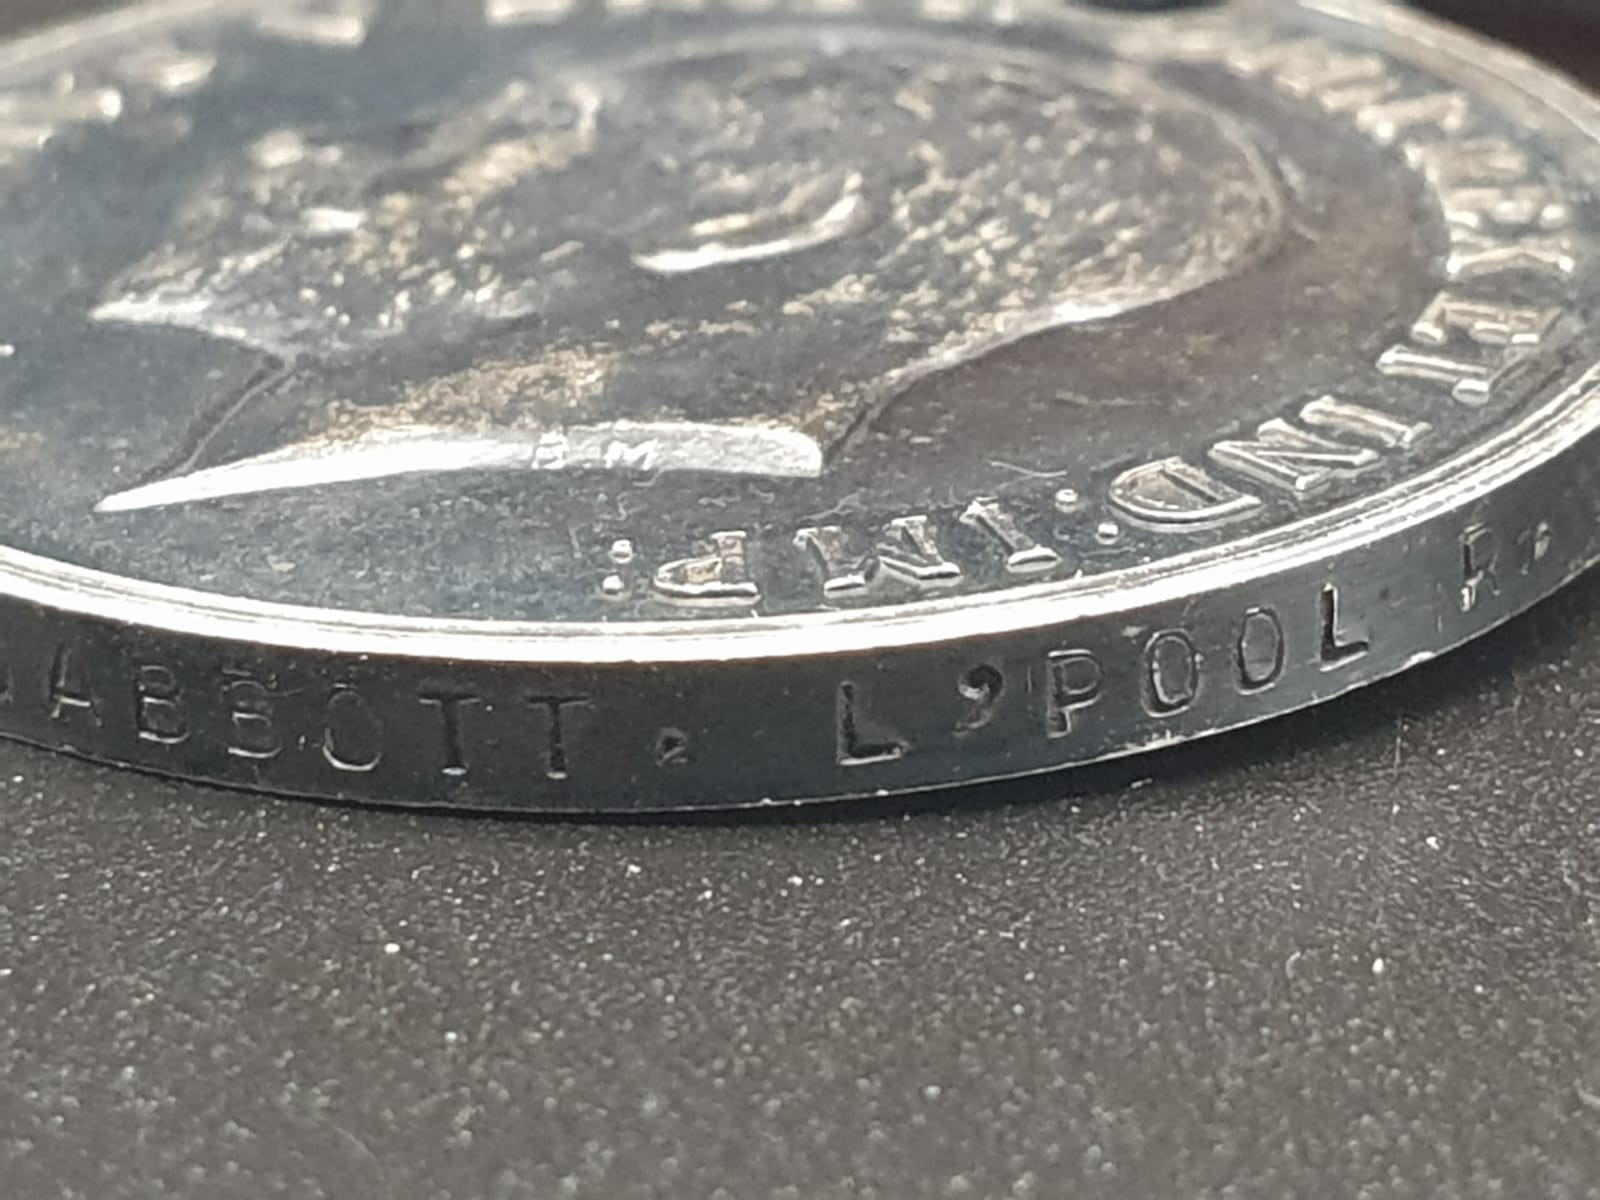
[0,0,1594,809]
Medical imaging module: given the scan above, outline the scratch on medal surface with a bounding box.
[986,460,1073,480]
[98,357,292,512]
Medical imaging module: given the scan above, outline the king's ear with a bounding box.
[630,169,871,277]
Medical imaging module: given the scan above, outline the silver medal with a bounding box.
[0,0,1593,809]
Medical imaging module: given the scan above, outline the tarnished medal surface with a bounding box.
[0,0,1595,810]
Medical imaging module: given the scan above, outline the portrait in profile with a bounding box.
[92,32,1284,511]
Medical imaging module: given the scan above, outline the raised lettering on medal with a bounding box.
[113,43,219,97]
[1107,458,1263,529]
[794,525,875,598]
[960,498,1060,575]
[654,532,762,605]
[1230,38,1582,294]
[1209,419,1381,496]
[1298,396,1430,450]
[0,80,123,170]
[1204,394,1429,497]
[1379,293,1563,406]
[486,0,578,22]
[877,516,963,588]
[256,0,376,46]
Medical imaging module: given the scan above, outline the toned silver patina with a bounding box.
[0,0,1594,810]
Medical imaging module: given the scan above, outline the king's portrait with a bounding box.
[92,31,1284,511]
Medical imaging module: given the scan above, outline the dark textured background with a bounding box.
[6,3,1600,1198]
